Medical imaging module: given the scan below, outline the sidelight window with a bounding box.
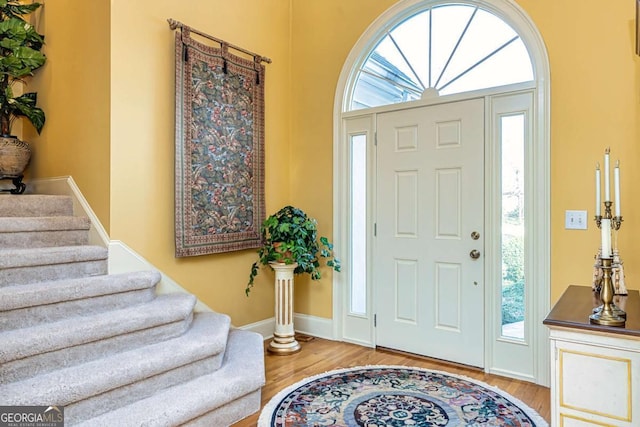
[500,114,525,340]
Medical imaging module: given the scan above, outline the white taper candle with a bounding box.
[604,148,610,201]
[614,160,620,217]
[595,163,601,216]
[601,218,612,258]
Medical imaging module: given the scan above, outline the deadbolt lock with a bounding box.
[471,231,480,240]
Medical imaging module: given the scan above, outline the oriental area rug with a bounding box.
[259,366,548,427]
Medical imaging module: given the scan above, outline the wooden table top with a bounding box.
[543,285,640,338]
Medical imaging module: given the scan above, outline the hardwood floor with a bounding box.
[232,337,550,426]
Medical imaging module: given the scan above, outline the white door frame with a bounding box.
[332,0,550,386]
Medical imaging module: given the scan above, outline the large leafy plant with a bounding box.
[246,205,341,295]
[0,0,45,137]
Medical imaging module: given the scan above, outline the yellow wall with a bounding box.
[27,0,111,232]
[28,0,640,325]
[289,0,640,314]
[515,0,640,302]
[108,0,292,326]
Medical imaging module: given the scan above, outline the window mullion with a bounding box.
[434,7,478,88]
[439,35,518,92]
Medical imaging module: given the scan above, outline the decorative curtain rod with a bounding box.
[167,19,272,64]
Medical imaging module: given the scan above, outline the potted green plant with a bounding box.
[246,205,341,295]
[0,0,46,189]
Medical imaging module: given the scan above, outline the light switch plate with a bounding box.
[565,210,588,230]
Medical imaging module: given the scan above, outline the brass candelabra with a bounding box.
[591,201,626,327]
[594,201,623,231]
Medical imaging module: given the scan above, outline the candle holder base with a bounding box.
[589,311,626,327]
[592,303,627,319]
[589,256,626,327]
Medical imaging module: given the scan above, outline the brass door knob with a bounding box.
[470,249,481,259]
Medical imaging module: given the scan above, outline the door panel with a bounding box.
[375,99,484,367]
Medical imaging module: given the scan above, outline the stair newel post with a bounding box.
[267,262,301,355]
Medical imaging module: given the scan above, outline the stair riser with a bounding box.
[0,230,89,248]
[0,294,196,365]
[0,270,162,311]
[0,260,108,287]
[70,330,265,427]
[0,195,73,217]
[68,354,225,422]
[0,288,157,332]
[0,315,193,384]
[183,390,262,427]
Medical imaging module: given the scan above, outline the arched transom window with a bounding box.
[349,3,534,110]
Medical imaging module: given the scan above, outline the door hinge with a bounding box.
[374,131,378,146]
[374,223,377,236]
[374,314,377,327]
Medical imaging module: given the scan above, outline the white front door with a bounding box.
[375,99,485,367]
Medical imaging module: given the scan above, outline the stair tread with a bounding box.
[0,312,231,406]
[0,293,197,363]
[0,245,108,268]
[0,270,161,311]
[0,216,90,232]
[73,329,265,427]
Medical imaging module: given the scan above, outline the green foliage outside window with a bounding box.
[502,234,524,325]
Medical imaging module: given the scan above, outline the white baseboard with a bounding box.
[294,313,334,340]
[239,313,335,341]
[238,317,274,340]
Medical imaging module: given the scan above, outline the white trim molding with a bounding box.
[27,176,214,314]
[333,0,550,386]
[240,314,335,342]
[28,176,110,247]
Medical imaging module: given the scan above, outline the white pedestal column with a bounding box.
[267,262,301,355]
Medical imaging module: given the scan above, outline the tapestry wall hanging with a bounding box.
[171,20,269,257]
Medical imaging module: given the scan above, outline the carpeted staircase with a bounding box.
[0,194,265,426]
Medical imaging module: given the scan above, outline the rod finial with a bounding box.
[167,18,181,30]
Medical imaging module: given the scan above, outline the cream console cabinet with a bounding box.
[544,286,640,427]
